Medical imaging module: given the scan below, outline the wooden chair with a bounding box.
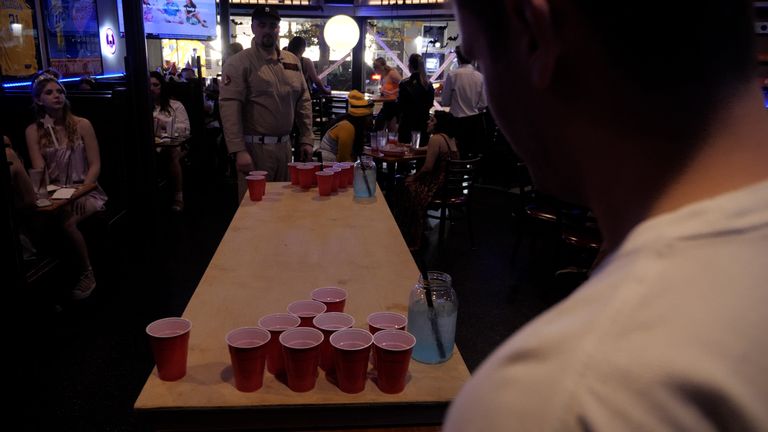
[427,157,482,248]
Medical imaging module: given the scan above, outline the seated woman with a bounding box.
[25,72,108,300]
[397,110,459,250]
[150,71,190,211]
[318,90,373,163]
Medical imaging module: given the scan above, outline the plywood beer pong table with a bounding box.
[134,183,470,431]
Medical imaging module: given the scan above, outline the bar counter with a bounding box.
[135,183,470,431]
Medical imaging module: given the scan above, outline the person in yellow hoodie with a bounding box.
[318,90,373,163]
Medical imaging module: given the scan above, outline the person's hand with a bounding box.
[299,143,314,162]
[235,150,254,173]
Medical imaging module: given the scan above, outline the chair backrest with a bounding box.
[439,157,481,202]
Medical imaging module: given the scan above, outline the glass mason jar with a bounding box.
[353,156,377,198]
[408,271,458,364]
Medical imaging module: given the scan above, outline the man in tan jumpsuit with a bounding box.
[219,5,313,181]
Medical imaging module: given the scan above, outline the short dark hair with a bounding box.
[455,46,471,65]
[432,110,455,137]
[286,36,306,56]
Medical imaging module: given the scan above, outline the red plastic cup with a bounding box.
[146,317,192,381]
[287,300,327,327]
[330,329,373,394]
[372,330,416,394]
[279,327,324,392]
[258,313,301,377]
[245,175,266,201]
[322,162,337,170]
[367,312,407,334]
[312,312,355,372]
[310,162,323,186]
[338,163,354,187]
[315,171,334,196]
[323,168,341,193]
[311,286,348,313]
[333,163,350,188]
[297,164,315,189]
[226,327,271,392]
[288,162,301,185]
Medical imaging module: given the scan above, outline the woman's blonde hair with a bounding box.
[31,74,79,149]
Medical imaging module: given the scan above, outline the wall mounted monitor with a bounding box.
[117,0,216,40]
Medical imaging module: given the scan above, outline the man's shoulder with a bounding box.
[280,50,300,64]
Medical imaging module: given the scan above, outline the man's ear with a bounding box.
[521,0,559,89]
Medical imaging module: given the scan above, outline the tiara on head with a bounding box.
[32,73,59,87]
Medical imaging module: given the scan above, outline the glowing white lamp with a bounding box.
[323,15,360,53]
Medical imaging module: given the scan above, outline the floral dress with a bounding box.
[398,133,459,249]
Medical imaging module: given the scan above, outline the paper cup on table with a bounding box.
[311,286,347,313]
[323,168,341,193]
[279,327,324,392]
[226,327,271,392]
[258,313,301,377]
[372,330,416,394]
[315,171,334,196]
[245,175,266,201]
[146,317,192,381]
[313,312,355,373]
[330,329,373,394]
[297,164,315,189]
[287,300,327,327]
[367,312,407,334]
[287,162,301,185]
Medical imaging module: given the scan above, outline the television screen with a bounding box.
[117,0,216,40]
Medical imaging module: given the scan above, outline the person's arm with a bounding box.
[295,73,314,162]
[6,147,36,209]
[78,118,101,185]
[477,74,487,110]
[304,59,331,95]
[219,56,253,172]
[335,122,356,162]
[441,72,454,107]
[24,123,45,170]
[409,134,443,182]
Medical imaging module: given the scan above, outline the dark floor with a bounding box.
[21,161,588,431]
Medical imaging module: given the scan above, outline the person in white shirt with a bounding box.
[440,45,487,158]
[445,0,768,430]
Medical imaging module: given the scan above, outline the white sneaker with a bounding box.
[72,269,96,300]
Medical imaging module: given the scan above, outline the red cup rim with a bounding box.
[279,327,324,348]
[329,328,374,350]
[287,300,327,316]
[225,327,271,348]
[258,313,301,330]
[146,317,192,338]
[372,329,416,351]
[366,311,407,328]
[315,171,334,176]
[312,312,355,330]
[245,175,266,180]
[311,286,347,302]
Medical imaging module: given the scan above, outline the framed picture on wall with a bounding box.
[45,0,104,77]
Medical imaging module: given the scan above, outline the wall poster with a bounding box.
[45,0,103,77]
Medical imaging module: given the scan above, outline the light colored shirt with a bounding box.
[441,64,486,118]
[219,42,312,154]
[445,179,768,431]
[153,99,190,138]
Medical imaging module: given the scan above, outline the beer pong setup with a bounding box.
[146,286,423,395]
[136,171,469,431]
